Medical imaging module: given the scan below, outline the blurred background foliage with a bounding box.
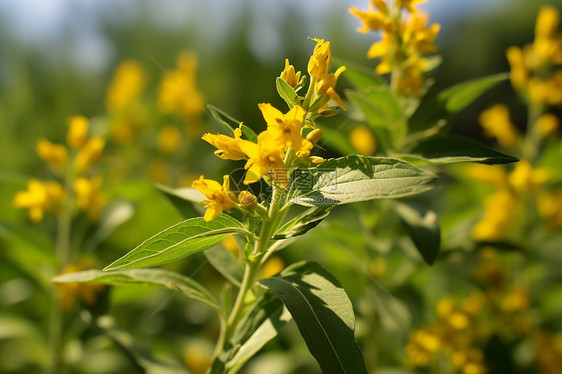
[2,0,562,373]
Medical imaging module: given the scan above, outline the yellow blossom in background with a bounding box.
[405,329,441,368]
[350,0,440,96]
[506,46,528,90]
[535,113,559,138]
[308,38,331,79]
[222,236,239,254]
[478,104,520,148]
[462,164,507,188]
[36,139,67,168]
[183,342,213,374]
[13,180,64,222]
[158,51,205,122]
[106,60,147,114]
[350,125,377,156]
[67,116,89,150]
[260,257,285,278]
[369,257,387,277]
[537,191,562,229]
[192,175,237,221]
[451,349,486,374]
[508,159,549,192]
[147,160,171,185]
[74,177,105,220]
[471,188,517,241]
[56,261,106,310]
[281,59,302,88]
[157,125,182,154]
[75,137,105,171]
[500,287,530,312]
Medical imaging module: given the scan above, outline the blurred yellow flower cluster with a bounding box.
[405,292,486,374]
[350,0,440,96]
[507,6,562,106]
[13,116,106,222]
[106,60,148,142]
[56,261,106,310]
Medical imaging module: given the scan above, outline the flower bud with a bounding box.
[238,190,257,207]
[310,156,325,165]
[306,129,323,144]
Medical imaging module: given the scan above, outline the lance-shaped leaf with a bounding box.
[338,61,383,92]
[155,184,205,219]
[289,156,436,206]
[104,215,251,271]
[408,136,518,165]
[53,268,220,311]
[273,207,333,240]
[438,73,509,113]
[259,261,368,374]
[276,77,300,107]
[393,201,441,265]
[207,105,258,143]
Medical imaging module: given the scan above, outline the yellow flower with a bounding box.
[535,113,559,138]
[237,190,258,207]
[192,175,237,221]
[258,103,312,157]
[405,329,441,368]
[316,66,347,110]
[157,51,205,120]
[56,261,106,310]
[506,46,529,91]
[349,1,389,33]
[74,176,105,220]
[471,188,516,241]
[243,130,286,187]
[280,59,302,89]
[67,115,90,150]
[183,342,213,374]
[537,190,562,229]
[462,164,507,188]
[500,287,529,312]
[157,125,182,154]
[222,236,239,254]
[397,0,427,13]
[202,127,255,161]
[75,137,105,171]
[260,257,285,278]
[106,60,147,113]
[350,125,377,156]
[308,38,331,80]
[402,10,440,55]
[478,104,520,148]
[13,180,63,222]
[36,139,67,168]
[508,160,550,192]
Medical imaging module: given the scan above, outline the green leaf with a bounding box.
[53,268,219,311]
[259,261,368,374]
[347,91,388,129]
[103,215,251,271]
[438,73,509,113]
[290,156,436,206]
[204,245,244,286]
[207,105,258,143]
[273,207,333,239]
[338,61,383,92]
[155,183,204,219]
[409,136,518,165]
[393,201,440,265]
[276,77,300,107]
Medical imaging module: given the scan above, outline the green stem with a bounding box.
[302,76,317,111]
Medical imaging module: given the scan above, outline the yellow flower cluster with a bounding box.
[405,292,486,374]
[194,39,346,221]
[350,0,440,96]
[507,6,562,106]
[478,104,520,148]
[13,116,106,222]
[158,51,205,124]
[106,60,148,142]
[464,160,551,241]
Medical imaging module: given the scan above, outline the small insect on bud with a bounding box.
[238,190,258,207]
[306,128,323,144]
[310,156,325,165]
